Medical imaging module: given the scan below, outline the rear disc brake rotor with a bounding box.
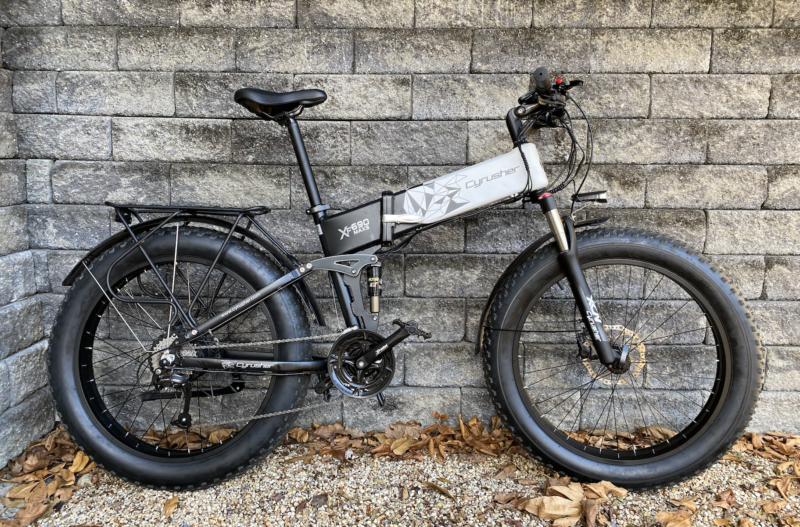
[327,330,395,398]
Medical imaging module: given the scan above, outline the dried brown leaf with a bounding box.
[422,480,454,500]
[655,509,693,527]
[712,519,731,526]
[670,496,698,513]
[738,519,755,527]
[163,495,179,518]
[493,464,517,480]
[538,496,582,521]
[582,498,599,527]
[758,499,788,514]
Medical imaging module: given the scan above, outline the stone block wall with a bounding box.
[1,0,799,463]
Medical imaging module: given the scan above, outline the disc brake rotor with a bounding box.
[582,325,646,386]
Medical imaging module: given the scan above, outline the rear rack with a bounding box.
[105,201,270,224]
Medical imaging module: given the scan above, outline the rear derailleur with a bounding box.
[318,320,431,408]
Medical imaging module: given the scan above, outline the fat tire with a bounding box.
[482,228,763,490]
[48,228,312,490]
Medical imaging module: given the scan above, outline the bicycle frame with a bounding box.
[70,112,619,374]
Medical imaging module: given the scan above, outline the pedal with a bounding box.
[392,319,432,340]
[376,393,386,407]
[314,375,334,395]
[571,190,607,204]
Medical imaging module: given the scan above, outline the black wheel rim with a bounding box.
[509,258,730,463]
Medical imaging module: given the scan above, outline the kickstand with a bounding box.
[376,393,386,407]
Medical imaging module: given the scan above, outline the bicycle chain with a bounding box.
[157,327,357,425]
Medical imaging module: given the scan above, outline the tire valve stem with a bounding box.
[368,265,382,313]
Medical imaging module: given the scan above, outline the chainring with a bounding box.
[327,329,395,398]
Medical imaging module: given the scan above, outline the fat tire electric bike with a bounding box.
[48,67,763,490]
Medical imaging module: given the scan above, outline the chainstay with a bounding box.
[189,327,358,350]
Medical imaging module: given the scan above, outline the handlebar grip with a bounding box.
[533,67,552,95]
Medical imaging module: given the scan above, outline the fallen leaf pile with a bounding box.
[729,431,800,463]
[491,476,627,526]
[566,425,676,450]
[0,426,98,526]
[284,413,519,463]
[140,425,237,450]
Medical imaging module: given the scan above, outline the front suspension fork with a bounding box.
[537,192,617,366]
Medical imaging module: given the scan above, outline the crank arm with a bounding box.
[354,319,431,370]
[178,356,327,374]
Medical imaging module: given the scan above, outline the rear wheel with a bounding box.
[482,229,762,489]
[49,227,311,489]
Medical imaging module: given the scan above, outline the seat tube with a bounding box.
[284,117,359,328]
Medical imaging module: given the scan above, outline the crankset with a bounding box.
[327,329,395,399]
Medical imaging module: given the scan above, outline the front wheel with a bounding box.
[482,228,763,489]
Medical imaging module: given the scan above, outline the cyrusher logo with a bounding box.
[466,166,519,189]
[339,219,370,240]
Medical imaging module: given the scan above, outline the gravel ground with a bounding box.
[25,441,800,527]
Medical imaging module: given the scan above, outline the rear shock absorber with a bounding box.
[368,265,382,313]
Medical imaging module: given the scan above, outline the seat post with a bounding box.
[285,118,323,211]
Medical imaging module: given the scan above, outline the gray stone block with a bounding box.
[46,250,84,294]
[0,113,16,159]
[352,122,466,165]
[404,342,484,388]
[113,118,231,162]
[62,0,179,25]
[708,120,800,165]
[551,164,647,210]
[765,166,800,209]
[118,28,235,72]
[25,159,52,204]
[5,340,47,407]
[467,120,573,165]
[415,0,532,28]
[27,205,110,250]
[466,210,549,254]
[460,388,496,427]
[56,72,174,117]
[769,75,800,119]
[708,211,800,255]
[775,0,800,27]
[645,165,767,210]
[402,220,465,254]
[175,73,292,118]
[412,74,529,120]
[592,119,706,164]
[343,387,460,430]
[172,164,290,209]
[765,347,800,391]
[236,29,353,74]
[748,391,800,432]
[290,165,407,210]
[567,74,650,118]
[0,160,25,207]
[180,0,295,28]
[652,0,772,27]
[232,120,349,165]
[2,27,116,71]
[651,75,771,119]
[405,255,515,298]
[0,252,35,306]
[0,70,10,113]
[31,250,48,293]
[379,298,465,342]
[0,0,61,26]
[0,297,42,360]
[0,207,28,257]
[708,255,765,300]
[38,293,63,337]
[765,257,800,300]
[51,161,170,205]
[712,29,800,73]
[591,29,711,73]
[534,0,649,27]
[16,115,111,161]
[585,209,707,252]
[11,71,56,114]
[472,29,590,73]
[0,388,55,466]
[751,301,800,345]
[354,29,472,74]
[298,0,413,28]
[256,209,322,254]
[0,362,9,414]
[293,75,411,120]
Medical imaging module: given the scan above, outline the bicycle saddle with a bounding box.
[234,88,327,117]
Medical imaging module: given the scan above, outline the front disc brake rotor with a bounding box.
[582,324,646,386]
[327,329,395,398]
